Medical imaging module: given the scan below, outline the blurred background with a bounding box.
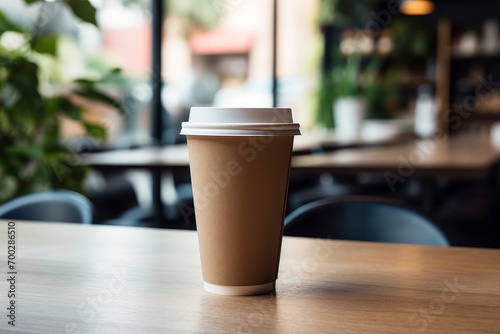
[2,0,500,247]
[27,0,497,142]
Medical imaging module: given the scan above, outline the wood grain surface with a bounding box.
[82,134,500,179]
[0,221,499,333]
[292,133,500,178]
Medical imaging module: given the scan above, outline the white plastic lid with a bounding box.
[180,107,300,136]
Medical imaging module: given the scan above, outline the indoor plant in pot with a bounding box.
[332,49,383,141]
[0,0,125,204]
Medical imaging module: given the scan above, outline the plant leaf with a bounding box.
[32,35,58,56]
[73,88,125,114]
[5,145,44,158]
[62,0,98,27]
[0,11,23,35]
[74,68,126,86]
[98,68,127,84]
[72,78,95,86]
[50,96,83,120]
[7,58,41,106]
[83,122,107,141]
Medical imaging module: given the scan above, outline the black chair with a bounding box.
[87,172,139,224]
[284,196,449,246]
[0,190,93,224]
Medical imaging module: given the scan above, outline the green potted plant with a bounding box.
[314,0,380,129]
[0,0,125,204]
[332,51,384,139]
[331,53,365,140]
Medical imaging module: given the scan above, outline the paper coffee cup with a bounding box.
[181,107,300,295]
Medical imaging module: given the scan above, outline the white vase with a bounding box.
[333,97,367,142]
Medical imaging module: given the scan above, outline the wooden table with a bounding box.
[81,131,401,170]
[1,221,499,333]
[83,134,500,178]
[81,144,191,171]
[82,133,500,218]
[292,134,500,179]
[292,134,500,212]
[81,132,402,223]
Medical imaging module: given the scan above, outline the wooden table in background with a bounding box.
[81,144,191,171]
[1,221,499,333]
[292,134,500,211]
[80,132,402,223]
[83,134,500,179]
[292,134,500,179]
[81,131,401,170]
[82,134,500,216]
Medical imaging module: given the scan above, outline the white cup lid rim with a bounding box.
[181,107,300,136]
[186,107,294,124]
[181,122,300,128]
[180,124,300,136]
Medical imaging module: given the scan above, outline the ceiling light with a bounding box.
[401,0,434,15]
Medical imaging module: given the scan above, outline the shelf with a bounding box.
[399,77,435,87]
[451,53,500,60]
[450,109,500,120]
[338,52,431,61]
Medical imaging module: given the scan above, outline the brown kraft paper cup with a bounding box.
[187,135,294,295]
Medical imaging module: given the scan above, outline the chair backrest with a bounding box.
[284,196,449,246]
[0,190,93,224]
